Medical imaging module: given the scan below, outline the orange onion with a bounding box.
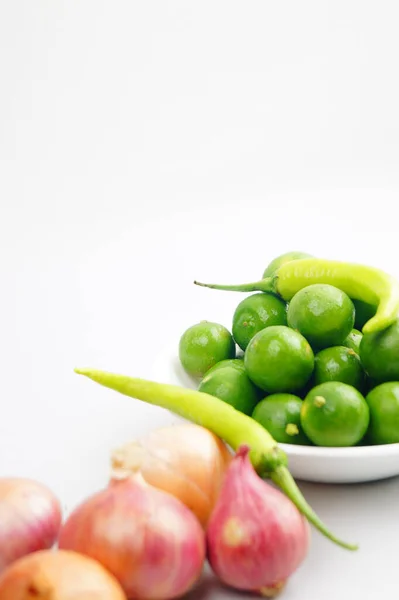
[59,472,206,599]
[0,549,127,599]
[111,423,231,526]
[0,478,62,573]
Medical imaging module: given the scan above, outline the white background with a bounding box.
[1,2,399,598]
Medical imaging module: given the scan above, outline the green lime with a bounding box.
[205,358,245,376]
[366,382,399,444]
[360,319,399,383]
[287,284,355,349]
[232,293,287,351]
[244,325,314,393]
[252,394,310,445]
[179,321,235,378]
[342,329,362,354]
[352,299,377,330]
[263,251,313,278]
[198,366,259,415]
[313,346,365,391]
[301,382,369,447]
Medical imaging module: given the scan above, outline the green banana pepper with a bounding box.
[194,258,399,334]
[75,368,357,551]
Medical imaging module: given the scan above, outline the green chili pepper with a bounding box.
[75,367,357,551]
[194,258,399,335]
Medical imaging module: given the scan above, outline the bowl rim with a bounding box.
[279,441,399,457]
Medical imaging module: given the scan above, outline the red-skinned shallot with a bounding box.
[0,477,62,573]
[206,446,310,597]
[59,472,206,599]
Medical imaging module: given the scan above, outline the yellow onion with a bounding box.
[111,423,231,527]
[0,549,126,599]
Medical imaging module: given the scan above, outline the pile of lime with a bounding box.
[178,252,399,448]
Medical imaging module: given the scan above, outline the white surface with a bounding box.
[153,344,399,484]
[1,1,399,598]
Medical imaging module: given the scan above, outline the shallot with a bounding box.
[206,446,310,597]
[111,423,231,526]
[0,477,62,573]
[0,549,126,599]
[59,472,206,599]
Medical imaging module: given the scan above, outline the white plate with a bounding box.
[152,344,399,484]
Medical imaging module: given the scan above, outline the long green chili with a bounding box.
[75,368,357,551]
[194,258,399,334]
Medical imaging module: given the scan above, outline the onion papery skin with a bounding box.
[111,423,232,527]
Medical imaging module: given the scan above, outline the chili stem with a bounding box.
[194,279,275,293]
[271,466,357,551]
